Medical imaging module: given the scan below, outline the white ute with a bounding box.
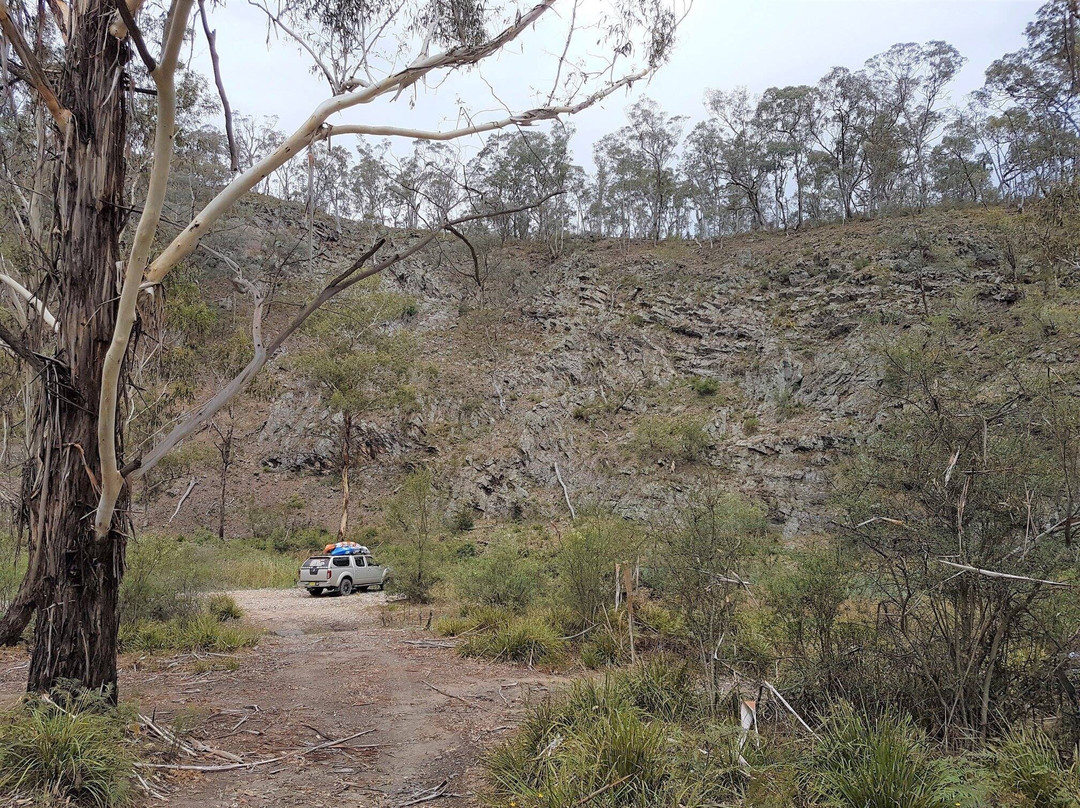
[298,551,389,596]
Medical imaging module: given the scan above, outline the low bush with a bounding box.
[0,690,135,807]
[455,536,543,612]
[484,669,742,808]
[986,725,1080,807]
[689,376,720,396]
[207,593,242,622]
[459,615,565,666]
[629,414,711,465]
[801,704,975,808]
[119,613,260,654]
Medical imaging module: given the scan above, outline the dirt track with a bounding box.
[0,589,565,807]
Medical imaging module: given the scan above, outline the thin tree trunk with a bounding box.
[0,0,130,697]
[337,412,351,541]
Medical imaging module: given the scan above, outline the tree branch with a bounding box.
[94,0,194,538]
[0,270,57,331]
[326,70,647,142]
[0,0,71,129]
[937,560,1075,588]
[0,320,44,372]
[112,0,155,73]
[197,0,238,171]
[141,0,560,289]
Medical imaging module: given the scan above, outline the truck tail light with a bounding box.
[326,570,332,580]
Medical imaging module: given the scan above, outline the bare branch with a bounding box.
[937,560,1075,588]
[112,0,155,73]
[197,0,238,172]
[0,320,44,372]
[326,69,647,142]
[95,0,194,537]
[247,0,338,92]
[0,270,57,331]
[0,0,71,129]
[142,0,560,289]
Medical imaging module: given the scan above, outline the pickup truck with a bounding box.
[298,553,389,596]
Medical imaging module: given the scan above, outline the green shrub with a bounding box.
[484,671,742,808]
[459,615,566,665]
[689,376,720,396]
[580,629,627,669]
[433,604,513,637]
[0,690,135,807]
[119,613,260,654]
[456,536,542,612]
[206,593,243,622]
[629,415,711,464]
[802,705,970,808]
[986,725,1080,807]
[556,514,633,625]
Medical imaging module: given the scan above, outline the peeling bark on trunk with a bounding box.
[0,1,130,697]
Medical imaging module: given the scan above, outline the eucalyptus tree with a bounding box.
[591,97,686,240]
[983,0,1080,195]
[0,0,686,696]
[302,287,415,542]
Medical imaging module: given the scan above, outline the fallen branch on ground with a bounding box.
[136,727,376,772]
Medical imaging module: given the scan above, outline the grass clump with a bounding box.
[801,704,974,808]
[459,614,565,666]
[207,593,243,622]
[434,604,513,638]
[985,725,1080,807]
[119,613,260,654]
[484,667,741,808]
[689,376,720,396]
[0,689,135,807]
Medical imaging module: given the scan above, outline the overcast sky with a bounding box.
[193,1,1042,166]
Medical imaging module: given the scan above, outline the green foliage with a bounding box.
[207,593,243,622]
[0,690,135,807]
[484,667,742,808]
[459,615,566,665]
[654,486,766,700]
[802,705,974,808]
[629,414,711,465]
[119,613,261,654]
[383,470,445,603]
[556,514,636,626]
[301,283,417,419]
[122,534,301,627]
[985,725,1080,807]
[836,316,1080,734]
[434,604,513,638]
[0,532,27,617]
[689,376,720,396]
[120,535,209,624]
[763,545,850,689]
[455,535,543,612]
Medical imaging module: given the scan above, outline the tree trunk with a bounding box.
[0,1,130,698]
[337,412,352,541]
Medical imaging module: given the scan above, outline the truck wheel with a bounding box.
[338,578,353,596]
[308,588,324,597]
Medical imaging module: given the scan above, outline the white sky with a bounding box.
[192,0,1042,166]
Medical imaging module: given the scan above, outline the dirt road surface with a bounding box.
[0,589,566,807]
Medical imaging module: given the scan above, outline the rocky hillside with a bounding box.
[143,204,1020,541]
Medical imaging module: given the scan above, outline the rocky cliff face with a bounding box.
[148,207,1012,539]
